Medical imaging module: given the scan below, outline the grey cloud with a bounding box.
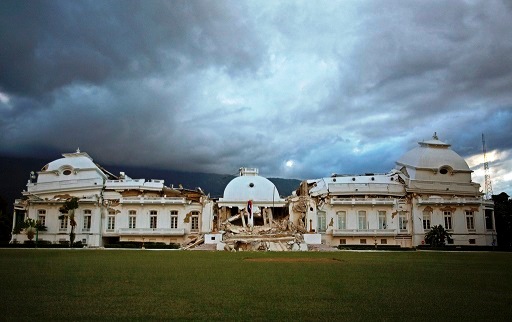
[0,0,266,97]
[1,0,511,195]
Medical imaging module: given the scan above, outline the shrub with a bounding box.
[425,225,452,247]
[104,242,180,249]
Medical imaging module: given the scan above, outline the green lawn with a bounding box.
[0,249,511,321]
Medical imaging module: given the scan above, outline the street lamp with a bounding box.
[35,216,39,249]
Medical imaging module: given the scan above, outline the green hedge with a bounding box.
[337,244,413,251]
[104,242,180,249]
[3,241,180,249]
[3,240,86,248]
[416,245,510,251]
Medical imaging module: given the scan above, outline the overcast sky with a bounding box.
[1,0,511,195]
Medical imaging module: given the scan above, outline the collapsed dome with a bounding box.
[222,168,281,202]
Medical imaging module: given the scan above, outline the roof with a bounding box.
[44,151,97,172]
[309,171,405,196]
[220,168,282,203]
[35,150,107,186]
[396,137,471,172]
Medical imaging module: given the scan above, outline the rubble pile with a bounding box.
[217,217,309,251]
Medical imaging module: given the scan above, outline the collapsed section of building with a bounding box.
[13,150,214,247]
[11,134,496,250]
[212,167,311,251]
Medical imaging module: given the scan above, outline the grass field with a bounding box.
[0,249,511,321]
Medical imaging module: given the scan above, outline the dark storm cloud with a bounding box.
[0,0,267,165]
[1,0,511,194]
[0,0,264,97]
[310,0,512,153]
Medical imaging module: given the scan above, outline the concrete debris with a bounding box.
[217,217,314,251]
[183,235,204,250]
[211,199,324,251]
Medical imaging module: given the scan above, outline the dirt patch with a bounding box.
[244,257,342,263]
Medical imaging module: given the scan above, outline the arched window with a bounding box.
[422,207,432,230]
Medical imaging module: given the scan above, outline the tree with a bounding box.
[0,196,11,243]
[425,225,452,247]
[12,217,47,241]
[493,192,512,248]
[59,197,79,247]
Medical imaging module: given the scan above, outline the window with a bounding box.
[37,209,46,227]
[337,211,346,230]
[150,210,157,229]
[381,239,387,245]
[191,211,199,232]
[422,209,431,230]
[107,210,115,231]
[339,239,346,245]
[129,210,136,229]
[83,210,91,232]
[170,210,178,229]
[360,238,367,244]
[399,212,407,231]
[465,211,475,231]
[439,166,452,175]
[59,216,68,231]
[444,211,452,230]
[358,211,367,230]
[317,211,326,232]
[15,211,25,228]
[378,211,386,229]
[469,239,476,245]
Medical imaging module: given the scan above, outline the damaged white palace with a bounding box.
[11,135,496,250]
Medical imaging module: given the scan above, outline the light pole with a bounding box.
[35,215,39,249]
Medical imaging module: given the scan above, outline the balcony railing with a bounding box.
[117,228,186,236]
[328,183,405,195]
[120,197,186,204]
[106,179,164,190]
[28,178,104,192]
[417,197,482,205]
[330,198,396,206]
[332,229,397,236]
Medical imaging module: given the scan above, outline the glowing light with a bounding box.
[0,91,10,104]
[285,160,294,168]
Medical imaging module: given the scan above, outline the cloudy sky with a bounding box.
[1,0,511,195]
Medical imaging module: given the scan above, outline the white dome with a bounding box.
[222,174,281,202]
[36,151,106,184]
[45,152,97,171]
[396,138,470,171]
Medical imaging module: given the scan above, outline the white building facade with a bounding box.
[12,150,213,247]
[12,135,496,249]
[291,135,496,247]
